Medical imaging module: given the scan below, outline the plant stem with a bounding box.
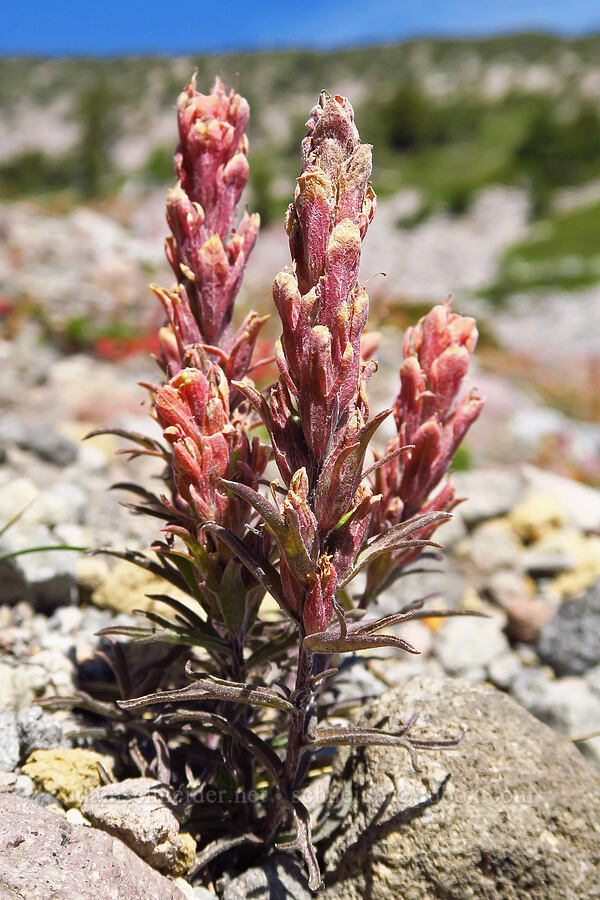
[284,635,313,792]
[265,631,314,840]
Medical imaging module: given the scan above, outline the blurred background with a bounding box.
[2,0,600,485]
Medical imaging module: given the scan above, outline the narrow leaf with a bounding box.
[85,426,168,457]
[203,521,286,610]
[306,726,422,771]
[156,709,283,781]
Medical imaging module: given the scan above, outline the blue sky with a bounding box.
[3,0,600,55]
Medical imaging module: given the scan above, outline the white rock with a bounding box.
[434,612,509,674]
[453,468,522,526]
[521,465,600,532]
[458,519,523,575]
[487,651,524,690]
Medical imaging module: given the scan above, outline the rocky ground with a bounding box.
[1,363,600,895]
[1,184,600,895]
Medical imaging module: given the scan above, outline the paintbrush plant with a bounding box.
[79,76,483,891]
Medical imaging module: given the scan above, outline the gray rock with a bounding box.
[81,777,193,875]
[328,660,387,705]
[322,678,600,899]
[511,668,600,764]
[0,711,19,773]
[538,579,600,675]
[0,520,77,611]
[453,468,522,526]
[375,558,466,615]
[374,655,446,687]
[434,611,509,674]
[219,852,311,900]
[29,789,65,808]
[17,706,65,760]
[0,414,77,467]
[0,792,186,899]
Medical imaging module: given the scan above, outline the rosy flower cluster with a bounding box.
[122,76,484,890]
[154,75,265,380]
[366,300,484,598]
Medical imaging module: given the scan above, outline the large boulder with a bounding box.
[322,677,600,899]
[0,792,186,899]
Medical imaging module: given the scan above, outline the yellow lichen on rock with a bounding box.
[91,558,192,615]
[508,492,566,543]
[22,748,114,808]
[548,531,600,599]
[172,832,197,876]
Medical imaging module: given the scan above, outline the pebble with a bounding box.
[548,532,600,599]
[14,774,34,797]
[189,886,219,899]
[28,482,87,527]
[219,852,311,900]
[457,518,523,576]
[433,508,467,548]
[330,658,388,704]
[487,651,524,690]
[502,595,555,644]
[0,710,20,773]
[523,528,599,583]
[511,668,600,764]
[65,807,91,826]
[174,880,217,899]
[0,662,57,710]
[521,545,576,577]
[0,476,40,523]
[514,643,541,667]
[376,559,466,614]
[486,569,535,608]
[75,556,110,593]
[0,773,17,792]
[91,558,190,615]
[434,611,510,675]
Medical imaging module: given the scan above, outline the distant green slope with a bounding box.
[2,31,600,268]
